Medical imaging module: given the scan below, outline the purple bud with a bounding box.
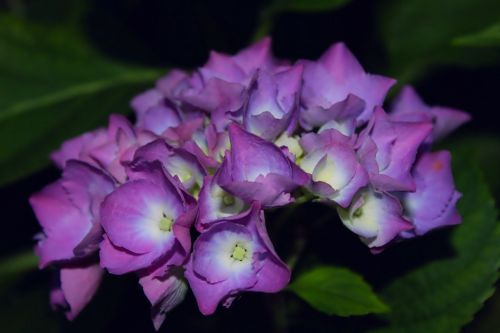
[244,64,303,141]
[299,129,369,207]
[300,42,395,129]
[338,188,412,251]
[217,124,309,207]
[356,107,433,191]
[402,151,461,236]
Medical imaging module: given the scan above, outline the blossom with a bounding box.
[338,188,412,250]
[299,129,369,207]
[401,151,462,236]
[391,86,470,142]
[243,64,303,141]
[30,38,469,324]
[196,175,247,231]
[217,123,309,207]
[30,160,115,267]
[300,42,395,130]
[50,262,104,320]
[50,128,107,169]
[356,107,433,191]
[89,115,156,183]
[185,202,290,315]
[99,161,196,274]
[133,139,207,194]
[139,264,188,330]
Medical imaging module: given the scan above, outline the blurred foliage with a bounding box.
[454,21,500,47]
[0,14,163,186]
[444,135,500,199]
[0,250,37,291]
[369,147,499,333]
[288,266,389,316]
[379,0,500,82]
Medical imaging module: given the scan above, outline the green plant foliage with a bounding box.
[0,15,163,186]
[288,266,389,316]
[454,21,500,47]
[0,284,60,333]
[443,135,500,199]
[369,149,500,333]
[0,251,37,291]
[380,0,500,82]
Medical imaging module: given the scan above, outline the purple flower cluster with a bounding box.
[30,38,469,328]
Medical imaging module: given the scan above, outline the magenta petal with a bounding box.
[225,124,309,189]
[133,139,206,191]
[99,236,168,275]
[192,223,256,284]
[137,103,181,135]
[196,175,247,231]
[186,202,290,315]
[139,265,188,331]
[338,188,413,249]
[233,37,279,74]
[32,182,89,267]
[404,151,462,235]
[101,180,177,254]
[357,107,433,191]
[244,64,302,140]
[250,254,290,293]
[300,129,368,207]
[300,43,395,128]
[184,260,234,316]
[216,124,309,207]
[130,89,164,117]
[391,86,470,142]
[31,161,114,267]
[50,129,107,169]
[54,263,104,320]
[156,69,190,99]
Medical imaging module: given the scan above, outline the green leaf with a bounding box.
[379,0,500,82]
[369,149,500,333]
[253,0,350,40]
[288,266,389,316]
[0,283,60,333]
[0,251,37,277]
[443,134,500,199]
[0,15,164,186]
[454,21,500,47]
[0,251,38,290]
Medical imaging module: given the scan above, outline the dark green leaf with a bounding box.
[0,250,37,291]
[380,0,500,82]
[443,134,500,199]
[454,21,500,47]
[0,283,60,333]
[369,148,500,333]
[0,15,164,186]
[288,266,389,316]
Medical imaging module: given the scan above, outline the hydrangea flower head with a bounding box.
[29,37,469,329]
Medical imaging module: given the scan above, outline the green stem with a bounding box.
[251,6,276,41]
